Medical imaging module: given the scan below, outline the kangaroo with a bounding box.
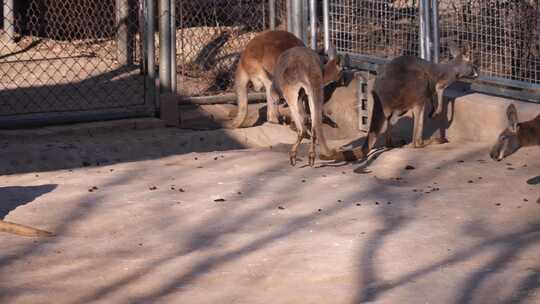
[0,220,54,237]
[490,104,540,161]
[229,30,305,128]
[330,43,478,161]
[269,46,344,166]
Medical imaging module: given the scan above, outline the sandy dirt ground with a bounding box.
[0,124,539,304]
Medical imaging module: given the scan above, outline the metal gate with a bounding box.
[0,0,154,127]
[323,0,540,102]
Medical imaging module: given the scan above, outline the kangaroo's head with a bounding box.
[448,43,479,80]
[322,45,347,86]
[490,104,522,161]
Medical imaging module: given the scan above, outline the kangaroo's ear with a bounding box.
[462,43,472,61]
[507,104,519,132]
[448,41,460,58]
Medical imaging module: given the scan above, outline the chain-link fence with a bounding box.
[174,0,287,97]
[325,0,539,99]
[0,0,151,126]
[438,0,540,87]
[328,0,419,61]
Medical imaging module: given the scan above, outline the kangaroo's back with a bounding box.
[240,31,305,75]
[272,47,324,92]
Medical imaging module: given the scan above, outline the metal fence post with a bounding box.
[292,0,302,40]
[159,0,172,95]
[431,0,440,63]
[419,0,431,61]
[322,0,329,53]
[309,0,317,49]
[269,0,276,30]
[116,0,133,65]
[286,0,293,32]
[146,0,157,107]
[3,0,15,43]
[170,0,176,94]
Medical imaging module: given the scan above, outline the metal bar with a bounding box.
[418,0,427,60]
[116,0,132,65]
[3,0,15,43]
[292,0,302,40]
[146,0,157,108]
[431,0,440,63]
[322,0,329,52]
[269,0,276,30]
[159,0,172,95]
[170,0,176,94]
[0,107,154,129]
[138,0,146,75]
[286,0,293,32]
[309,0,317,49]
[302,0,309,44]
[180,93,266,105]
[424,0,432,61]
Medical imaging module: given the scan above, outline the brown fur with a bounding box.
[331,45,478,161]
[0,220,54,237]
[270,46,343,166]
[229,30,305,128]
[490,104,540,161]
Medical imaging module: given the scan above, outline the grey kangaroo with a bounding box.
[269,46,344,166]
[331,43,478,161]
[490,104,540,161]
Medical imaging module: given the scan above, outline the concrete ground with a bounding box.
[0,121,539,304]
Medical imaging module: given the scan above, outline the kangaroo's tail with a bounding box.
[0,220,54,237]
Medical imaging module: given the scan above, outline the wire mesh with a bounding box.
[0,0,147,117]
[328,0,420,60]
[174,0,286,97]
[438,0,540,86]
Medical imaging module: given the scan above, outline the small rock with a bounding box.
[537,198,540,204]
[457,160,465,163]
[149,186,157,190]
[179,188,185,192]
[214,157,218,160]
[375,202,379,205]
[477,177,482,180]
[405,165,415,170]
[342,171,346,175]
[337,199,342,203]
[356,203,361,206]
[92,186,98,190]
[194,157,198,160]
[138,243,143,246]
[278,206,285,210]
[197,166,203,169]
[214,198,225,202]
[468,180,474,184]
[318,208,322,212]
[507,167,515,170]
[301,179,306,183]
[237,191,242,195]
[523,198,528,202]
[387,202,392,205]
[110,169,114,172]
[506,163,512,166]
[495,203,501,206]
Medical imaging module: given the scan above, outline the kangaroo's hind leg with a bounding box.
[285,88,307,166]
[410,102,426,148]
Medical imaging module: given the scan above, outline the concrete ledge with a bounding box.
[446,91,540,143]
